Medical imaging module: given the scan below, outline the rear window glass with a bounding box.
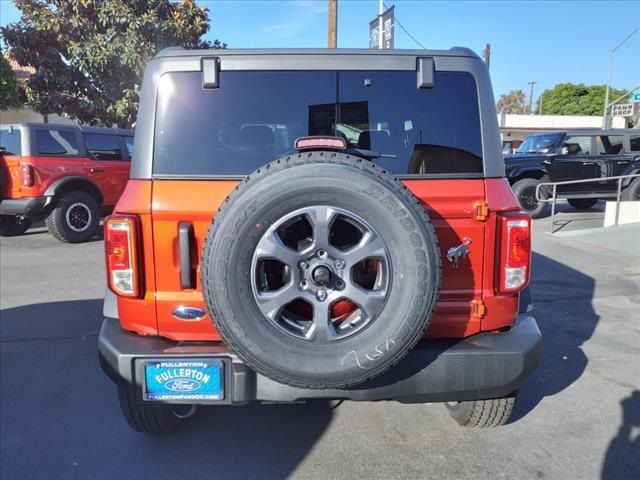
[36,129,79,156]
[85,133,124,160]
[0,129,21,155]
[630,134,640,151]
[153,70,483,176]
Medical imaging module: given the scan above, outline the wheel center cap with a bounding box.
[311,265,331,286]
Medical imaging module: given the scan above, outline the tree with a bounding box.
[0,53,21,111]
[536,83,626,116]
[496,90,528,114]
[0,0,226,127]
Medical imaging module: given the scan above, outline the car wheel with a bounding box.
[201,151,442,389]
[445,391,517,428]
[0,216,32,237]
[45,191,100,243]
[118,387,196,434]
[567,198,598,210]
[622,177,640,201]
[512,177,549,218]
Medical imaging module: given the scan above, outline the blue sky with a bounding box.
[2,0,639,104]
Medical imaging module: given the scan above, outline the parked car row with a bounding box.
[505,129,640,217]
[0,123,133,242]
[3,123,640,244]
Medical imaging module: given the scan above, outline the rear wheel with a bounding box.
[0,216,31,237]
[512,178,548,218]
[567,198,598,210]
[118,387,196,434]
[445,391,517,428]
[45,191,100,243]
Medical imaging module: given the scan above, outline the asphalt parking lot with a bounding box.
[1,210,639,480]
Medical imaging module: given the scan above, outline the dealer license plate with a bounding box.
[143,359,223,401]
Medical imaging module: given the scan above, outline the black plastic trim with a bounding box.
[178,221,195,289]
[0,196,50,217]
[417,57,434,88]
[202,57,219,89]
[98,315,542,405]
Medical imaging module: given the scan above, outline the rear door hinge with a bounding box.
[470,299,487,318]
[473,201,489,222]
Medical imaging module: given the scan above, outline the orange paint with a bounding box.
[113,177,524,341]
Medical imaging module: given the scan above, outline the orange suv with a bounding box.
[98,48,542,433]
[0,123,133,242]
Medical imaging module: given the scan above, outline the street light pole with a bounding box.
[602,26,640,128]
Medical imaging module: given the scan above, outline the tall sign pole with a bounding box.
[378,0,384,49]
[328,0,337,48]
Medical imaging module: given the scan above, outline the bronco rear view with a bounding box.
[98,48,542,433]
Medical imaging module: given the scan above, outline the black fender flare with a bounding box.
[507,166,548,184]
[621,157,640,188]
[44,176,104,204]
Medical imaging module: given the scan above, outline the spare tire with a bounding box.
[201,152,441,389]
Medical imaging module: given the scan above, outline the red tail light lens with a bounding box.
[497,212,531,293]
[21,164,34,187]
[105,215,140,297]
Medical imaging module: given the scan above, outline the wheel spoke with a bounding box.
[308,301,337,343]
[255,282,300,321]
[255,232,301,267]
[343,231,387,268]
[306,206,336,250]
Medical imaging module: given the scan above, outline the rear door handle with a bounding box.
[178,222,195,289]
[90,168,104,173]
[616,160,629,164]
[582,162,595,165]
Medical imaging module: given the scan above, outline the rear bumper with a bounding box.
[99,316,542,404]
[0,196,51,217]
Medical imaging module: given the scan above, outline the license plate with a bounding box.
[143,359,223,401]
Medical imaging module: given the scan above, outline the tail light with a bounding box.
[497,212,531,293]
[21,164,34,187]
[105,215,141,297]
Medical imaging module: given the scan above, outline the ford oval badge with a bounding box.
[172,306,206,321]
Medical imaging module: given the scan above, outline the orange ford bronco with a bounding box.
[98,48,542,433]
[0,123,133,242]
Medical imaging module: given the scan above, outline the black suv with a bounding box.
[506,129,640,217]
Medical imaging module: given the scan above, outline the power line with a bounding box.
[383,2,427,49]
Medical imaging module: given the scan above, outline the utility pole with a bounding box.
[378,0,384,49]
[528,80,537,115]
[483,43,491,69]
[328,0,337,48]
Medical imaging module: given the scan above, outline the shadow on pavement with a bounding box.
[511,252,599,422]
[601,390,640,479]
[0,299,332,480]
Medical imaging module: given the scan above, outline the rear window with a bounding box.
[153,70,483,176]
[630,134,640,152]
[36,129,79,156]
[85,133,124,160]
[0,129,21,155]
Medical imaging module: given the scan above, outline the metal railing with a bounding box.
[535,174,640,234]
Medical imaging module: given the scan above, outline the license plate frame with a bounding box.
[142,358,224,402]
